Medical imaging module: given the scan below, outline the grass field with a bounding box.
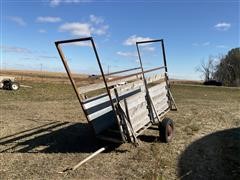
[0,80,239,179]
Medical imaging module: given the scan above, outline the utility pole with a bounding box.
[40,63,43,82]
[107,65,110,75]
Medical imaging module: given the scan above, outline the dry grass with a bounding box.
[0,78,239,179]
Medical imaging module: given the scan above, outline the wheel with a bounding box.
[10,82,20,91]
[0,82,3,89]
[159,118,174,143]
[3,80,11,90]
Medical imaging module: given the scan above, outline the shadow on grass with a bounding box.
[178,127,240,180]
[0,121,120,153]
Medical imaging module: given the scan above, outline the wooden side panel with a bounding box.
[119,92,150,133]
[82,87,141,135]
[111,79,144,94]
[78,75,142,94]
[148,82,167,95]
[146,73,165,84]
[149,82,169,116]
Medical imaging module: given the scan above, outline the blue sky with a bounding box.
[1,0,239,80]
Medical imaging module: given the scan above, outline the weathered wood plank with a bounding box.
[133,117,150,133]
[118,92,150,133]
[110,79,144,94]
[119,92,145,109]
[88,106,112,120]
[82,92,108,104]
[78,74,142,94]
[152,95,168,107]
[83,94,111,109]
[83,88,141,114]
[146,73,165,84]
[154,102,169,115]
[129,103,149,119]
[150,90,167,101]
[124,101,149,132]
[148,82,167,94]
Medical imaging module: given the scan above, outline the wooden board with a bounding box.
[78,74,142,94]
[148,82,169,118]
[119,92,150,133]
[82,87,141,135]
[83,88,141,116]
[110,79,144,95]
[148,82,167,95]
[146,73,165,84]
[78,72,164,94]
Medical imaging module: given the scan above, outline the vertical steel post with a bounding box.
[90,38,126,142]
[161,40,172,109]
[55,42,90,123]
[136,43,155,122]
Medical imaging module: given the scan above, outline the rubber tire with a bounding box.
[0,82,3,89]
[3,80,11,90]
[159,118,174,143]
[10,82,20,91]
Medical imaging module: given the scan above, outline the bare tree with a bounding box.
[196,57,215,81]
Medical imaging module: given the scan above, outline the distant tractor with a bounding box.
[0,76,20,91]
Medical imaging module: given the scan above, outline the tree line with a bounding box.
[196,48,240,87]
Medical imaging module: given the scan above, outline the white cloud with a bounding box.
[36,16,62,23]
[67,41,92,47]
[91,25,109,35]
[214,22,231,31]
[202,42,210,46]
[59,15,109,36]
[90,14,104,24]
[8,16,26,26]
[0,45,31,53]
[59,22,91,36]
[124,35,152,46]
[38,55,58,59]
[192,42,210,47]
[50,0,61,6]
[38,29,47,33]
[117,51,138,57]
[142,46,155,51]
[216,45,227,49]
[49,0,91,7]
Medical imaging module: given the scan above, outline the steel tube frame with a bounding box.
[136,38,171,121]
[107,66,166,83]
[55,36,174,142]
[55,37,126,140]
[55,37,117,121]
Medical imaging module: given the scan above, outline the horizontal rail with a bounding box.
[107,66,165,83]
[107,71,142,82]
[90,67,142,80]
[78,75,141,94]
[143,66,166,74]
[55,37,92,45]
[105,67,141,77]
[136,39,163,44]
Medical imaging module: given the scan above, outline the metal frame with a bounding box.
[55,37,126,141]
[136,39,177,111]
[55,37,177,143]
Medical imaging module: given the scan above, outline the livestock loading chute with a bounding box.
[55,37,177,144]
